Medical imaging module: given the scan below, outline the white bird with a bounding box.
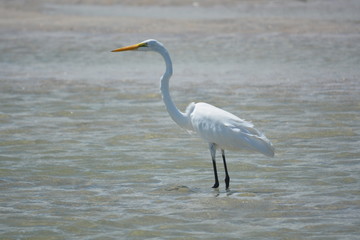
[112,39,274,189]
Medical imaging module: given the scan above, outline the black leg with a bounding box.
[221,149,230,189]
[209,143,219,188]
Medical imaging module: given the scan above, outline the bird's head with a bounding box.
[111,39,163,53]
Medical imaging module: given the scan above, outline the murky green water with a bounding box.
[1,1,360,239]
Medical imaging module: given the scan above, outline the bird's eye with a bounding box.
[139,43,148,48]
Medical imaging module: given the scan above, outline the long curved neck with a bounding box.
[157,47,189,129]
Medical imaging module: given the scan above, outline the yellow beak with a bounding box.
[111,43,145,52]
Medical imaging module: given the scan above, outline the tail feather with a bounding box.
[232,125,275,157]
[245,134,275,157]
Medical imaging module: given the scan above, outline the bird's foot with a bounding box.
[225,176,230,190]
[212,181,219,189]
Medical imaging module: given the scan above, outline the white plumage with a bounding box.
[189,102,274,157]
[112,39,275,189]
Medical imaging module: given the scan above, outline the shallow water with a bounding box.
[1,1,360,239]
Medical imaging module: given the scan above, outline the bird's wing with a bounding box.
[190,102,274,157]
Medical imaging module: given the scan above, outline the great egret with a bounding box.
[112,39,274,189]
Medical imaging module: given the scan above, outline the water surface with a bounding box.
[1,1,360,239]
